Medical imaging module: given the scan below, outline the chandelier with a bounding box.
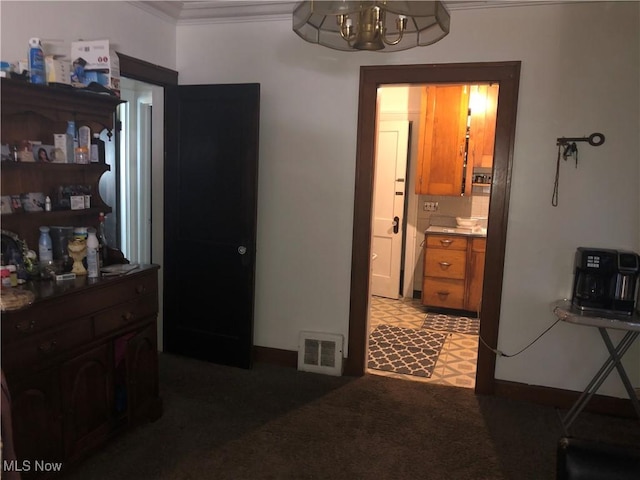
[293,1,450,52]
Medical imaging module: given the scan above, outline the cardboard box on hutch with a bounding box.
[70,40,120,97]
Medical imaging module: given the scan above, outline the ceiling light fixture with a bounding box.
[293,1,450,52]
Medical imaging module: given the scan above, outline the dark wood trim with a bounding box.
[254,345,636,419]
[253,346,298,368]
[344,62,522,396]
[117,52,178,86]
[493,379,637,419]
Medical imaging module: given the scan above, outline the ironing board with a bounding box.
[552,299,640,432]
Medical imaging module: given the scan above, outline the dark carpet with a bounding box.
[367,324,447,377]
[61,353,640,480]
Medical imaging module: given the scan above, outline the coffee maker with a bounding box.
[571,247,640,315]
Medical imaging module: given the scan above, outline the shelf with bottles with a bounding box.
[1,208,111,255]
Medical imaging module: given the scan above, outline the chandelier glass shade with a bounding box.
[293,1,451,52]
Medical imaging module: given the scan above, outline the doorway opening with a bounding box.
[368,82,497,387]
[346,62,521,395]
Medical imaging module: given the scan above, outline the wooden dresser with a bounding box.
[1,265,162,479]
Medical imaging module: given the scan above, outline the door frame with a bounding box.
[117,53,178,351]
[345,61,521,396]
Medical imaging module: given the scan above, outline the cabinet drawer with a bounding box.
[424,249,467,280]
[94,293,158,338]
[426,234,468,251]
[2,319,93,372]
[2,270,158,343]
[422,278,465,309]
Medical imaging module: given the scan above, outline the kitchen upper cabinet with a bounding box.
[468,84,498,169]
[416,85,469,196]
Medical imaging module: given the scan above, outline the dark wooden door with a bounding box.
[164,83,260,369]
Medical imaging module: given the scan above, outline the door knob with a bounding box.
[392,216,399,234]
[238,246,247,255]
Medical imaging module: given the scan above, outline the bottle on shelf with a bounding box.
[91,133,106,163]
[38,226,53,273]
[98,212,109,267]
[86,228,100,278]
[65,120,77,163]
[28,37,46,85]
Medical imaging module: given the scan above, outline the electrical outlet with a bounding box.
[423,201,439,212]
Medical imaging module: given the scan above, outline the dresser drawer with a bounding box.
[2,319,93,372]
[94,293,158,338]
[422,278,465,309]
[425,234,468,251]
[424,249,467,280]
[2,270,158,343]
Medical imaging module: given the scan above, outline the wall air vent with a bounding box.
[297,331,344,376]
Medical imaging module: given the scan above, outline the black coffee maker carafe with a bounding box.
[572,247,640,315]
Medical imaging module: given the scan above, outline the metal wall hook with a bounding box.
[556,132,605,147]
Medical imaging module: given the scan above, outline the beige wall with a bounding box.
[1,2,638,397]
[176,2,639,396]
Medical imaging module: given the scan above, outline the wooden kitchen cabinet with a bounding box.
[422,233,486,314]
[468,84,498,169]
[465,85,498,192]
[1,265,162,480]
[422,234,468,309]
[416,85,469,196]
[416,83,498,197]
[465,237,487,314]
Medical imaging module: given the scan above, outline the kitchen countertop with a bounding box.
[425,225,487,237]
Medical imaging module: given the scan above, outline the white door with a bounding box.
[371,120,409,299]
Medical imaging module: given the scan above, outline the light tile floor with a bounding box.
[368,295,478,389]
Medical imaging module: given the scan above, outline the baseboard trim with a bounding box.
[253,345,637,419]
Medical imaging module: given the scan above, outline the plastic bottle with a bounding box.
[45,196,52,212]
[28,38,46,85]
[65,121,77,163]
[38,226,53,264]
[90,133,105,163]
[86,227,100,278]
[76,125,91,163]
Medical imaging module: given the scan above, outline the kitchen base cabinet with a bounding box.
[422,233,486,315]
[1,265,161,480]
[466,238,487,315]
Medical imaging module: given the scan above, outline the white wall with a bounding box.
[1,2,638,398]
[0,1,176,68]
[176,2,640,397]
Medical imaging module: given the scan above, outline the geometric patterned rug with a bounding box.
[368,324,448,378]
[422,313,480,335]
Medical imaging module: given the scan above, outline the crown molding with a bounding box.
[130,1,573,25]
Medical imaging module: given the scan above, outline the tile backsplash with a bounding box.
[418,194,489,229]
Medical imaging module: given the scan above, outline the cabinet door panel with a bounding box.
[466,238,487,313]
[416,85,469,195]
[60,343,113,461]
[9,370,64,478]
[125,323,161,424]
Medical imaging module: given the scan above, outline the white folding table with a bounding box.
[552,299,640,432]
